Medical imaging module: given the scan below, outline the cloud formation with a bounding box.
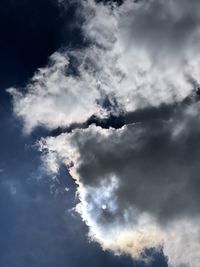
[8,52,104,133]
[39,101,200,266]
[8,0,200,266]
[9,0,200,133]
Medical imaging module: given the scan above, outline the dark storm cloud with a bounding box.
[67,101,200,224]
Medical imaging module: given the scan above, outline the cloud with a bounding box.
[8,0,200,133]
[39,101,200,266]
[8,52,104,133]
[118,0,200,60]
[8,0,200,266]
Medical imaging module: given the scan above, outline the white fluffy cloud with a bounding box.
[8,0,200,132]
[9,0,200,266]
[8,52,104,133]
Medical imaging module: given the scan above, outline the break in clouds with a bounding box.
[8,0,200,266]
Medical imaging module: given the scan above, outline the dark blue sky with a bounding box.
[0,1,168,266]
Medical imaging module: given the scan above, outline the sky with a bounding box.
[1,0,200,267]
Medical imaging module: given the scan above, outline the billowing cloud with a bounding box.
[8,52,104,133]
[8,0,200,266]
[38,101,200,266]
[8,0,200,132]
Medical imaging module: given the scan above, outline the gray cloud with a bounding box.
[120,0,200,63]
[40,100,200,266]
[60,101,200,224]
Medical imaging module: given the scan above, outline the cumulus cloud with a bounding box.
[39,101,200,266]
[8,0,200,132]
[8,0,200,266]
[8,52,104,133]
